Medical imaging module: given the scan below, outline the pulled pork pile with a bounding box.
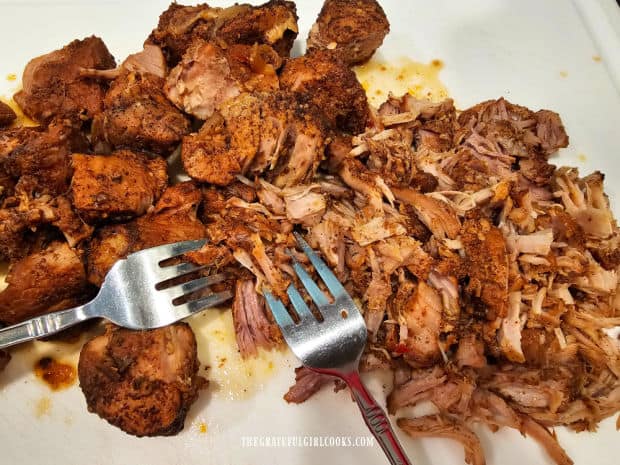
[0,1,618,463]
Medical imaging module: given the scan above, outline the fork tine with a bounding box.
[264,291,295,327]
[289,257,329,307]
[160,239,207,259]
[293,232,346,298]
[286,284,316,321]
[162,273,227,299]
[174,290,233,313]
[156,262,209,282]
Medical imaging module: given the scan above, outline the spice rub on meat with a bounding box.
[2,2,620,459]
[181,91,326,186]
[78,323,205,437]
[92,69,191,155]
[147,0,298,66]
[70,150,168,223]
[279,50,369,134]
[165,40,282,120]
[0,101,16,127]
[14,36,115,123]
[307,0,389,65]
[86,182,207,286]
[0,241,91,325]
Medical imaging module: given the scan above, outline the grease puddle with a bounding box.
[354,57,449,107]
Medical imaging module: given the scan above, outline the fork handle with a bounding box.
[340,370,412,465]
[0,303,96,350]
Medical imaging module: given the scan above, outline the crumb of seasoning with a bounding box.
[6,73,16,81]
[198,422,208,434]
[33,357,77,391]
[375,89,382,95]
[560,71,568,78]
[431,59,443,69]
[35,397,51,418]
[592,55,602,62]
[217,356,227,368]
[577,153,587,162]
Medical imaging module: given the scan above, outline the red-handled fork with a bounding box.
[264,232,412,465]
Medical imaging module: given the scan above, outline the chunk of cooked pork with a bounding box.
[2,120,88,198]
[279,50,369,134]
[165,41,281,120]
[0,101,16,127]
[182,92,326,187]
[70,150,168,223]
[78,323,205,437]
[307,0,389,65]
[0,242,90,325]
[14,36,115,123]
[86,182,207,286]
[92,70,190,155]
[147,1,298,66]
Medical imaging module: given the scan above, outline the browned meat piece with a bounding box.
[0,242,90,325]
[0,194,93,262]
[398,281,443,367]
[397,415,486,465]
[461,218,509,321]
[92,70,190,155]
[78,323,205,437]
[80,44,167,80]
[280,50,369,134]
[232,279,282,357]
[14,37,115,123]
[70,150,168,223]
[182,92,326,187]
[535,110,569,155]
[216,0,298,57]
[307,0,389,65]
[86,182,207,286]
[147,1,298,66]
[0,101,16,127]
[165,41,281,119]
[2,120,88,198]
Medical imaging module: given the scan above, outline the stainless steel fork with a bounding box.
[0,239,232,349]
[264,233,412,465]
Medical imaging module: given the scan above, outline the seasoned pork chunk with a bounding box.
[0,101,16,127]
[307,0,389,65]
[92,70,191,155]
[86,182,207,286]
[182,92,326,187]
[0,242,90,325]
[78,323,205,437]
[279,50,369,134]
[165,41,281,120]
[14,36,115,123]
[147,1,298,66]
[70,150,168,223]
[1,120,88,198]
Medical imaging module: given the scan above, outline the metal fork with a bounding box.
[264,233,412,465]
[0,239,232,349]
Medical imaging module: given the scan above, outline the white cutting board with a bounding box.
[0,1,619,464]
